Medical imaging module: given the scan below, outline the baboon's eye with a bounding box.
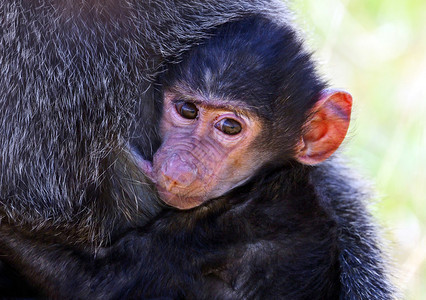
[175,101,198,119]
[215,118,242,135]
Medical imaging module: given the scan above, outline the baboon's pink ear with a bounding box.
[295,89,352,165]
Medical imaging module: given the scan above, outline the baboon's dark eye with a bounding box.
[215,118,242,135]
[175,101,198,119]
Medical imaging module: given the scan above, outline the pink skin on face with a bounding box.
[144,88,265,210]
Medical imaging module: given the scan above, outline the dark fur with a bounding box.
[0,1,393,299]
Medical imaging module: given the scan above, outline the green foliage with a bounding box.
[291,0,426,298]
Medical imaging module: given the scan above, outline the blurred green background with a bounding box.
[291,0,426,298]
